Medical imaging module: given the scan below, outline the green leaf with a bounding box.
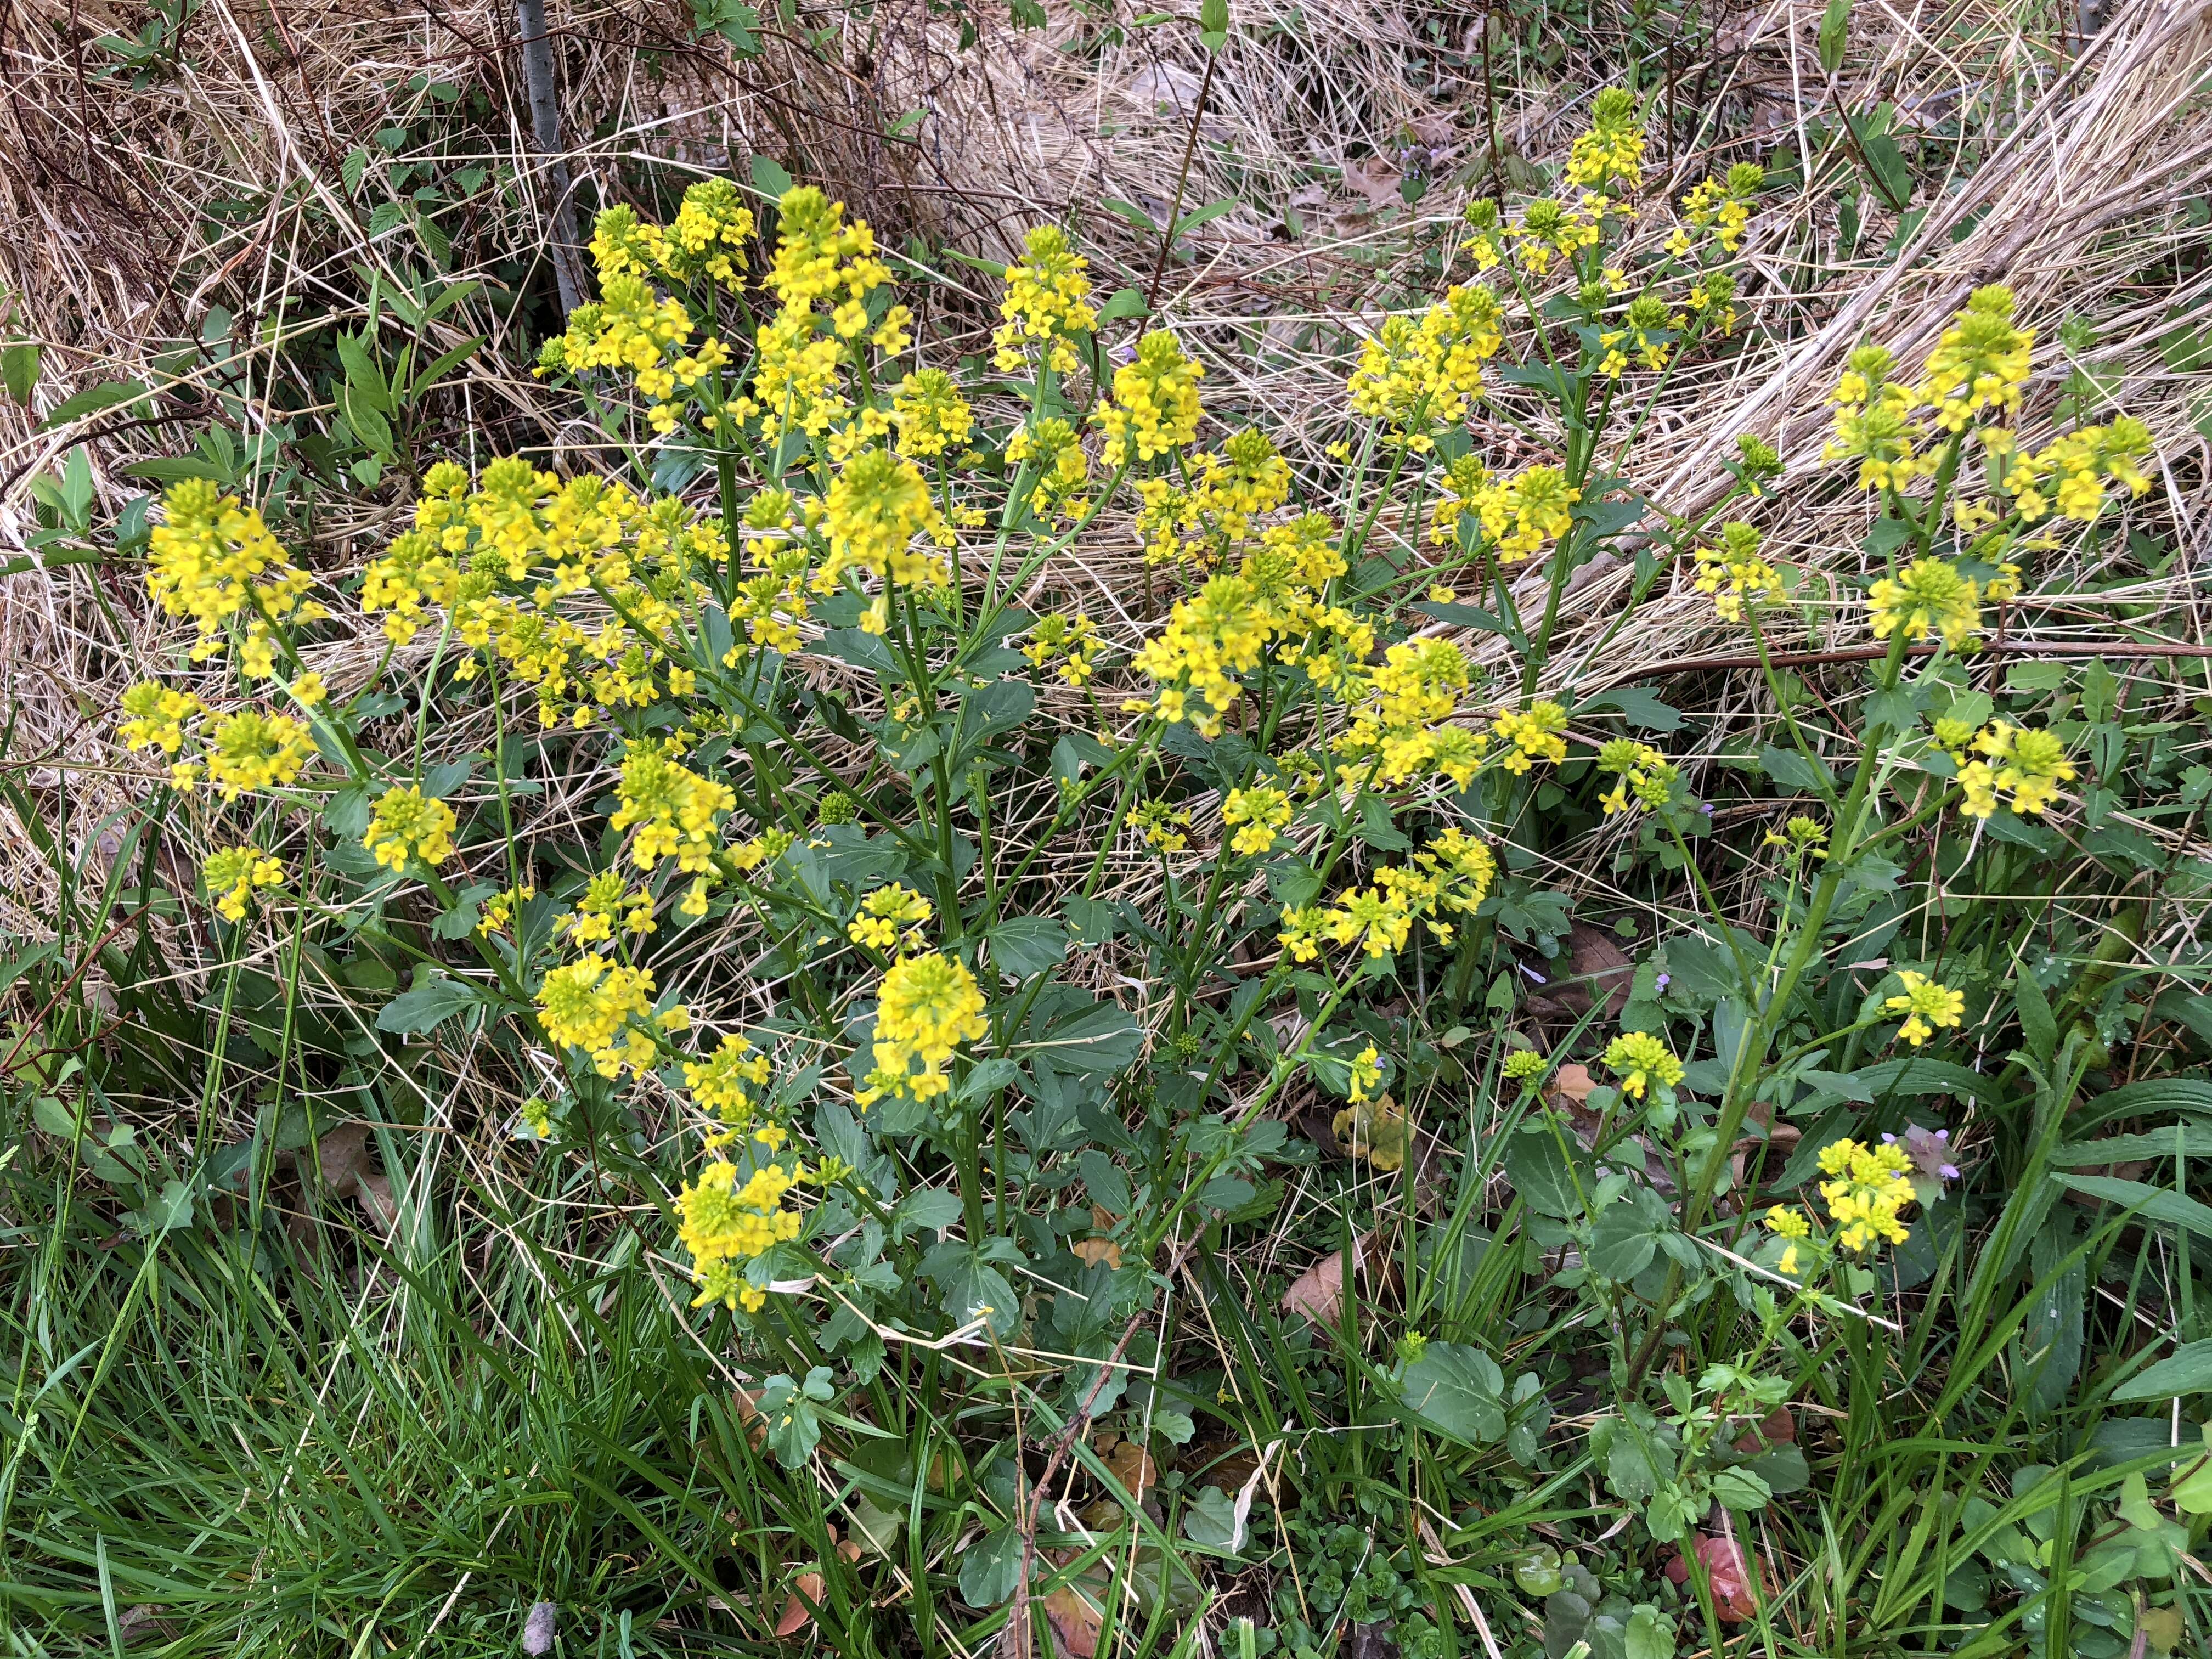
[1395,1341,1506,1444]
[1023,999,1146,1073]
[897,1187,964,1235]
[987,916,1068,978]
[1584,686,1685,733]
[1182,1485,1242,1549]
[757,1367,834,1466]
[1759,743,1836,797]
[42,379,148,428]
[2016,968,2057,1065]
[143,1177,196,1233]
[1817,0,1851,72]
[958,1523,1024,1607]
[751,154,795,198]
[1198,0,1228,47]
[1097,286,1149,321]
[376,974,490,1034]
[1502,1125,1587,1218]
[1587,1186,1675,1281]
[3,341,39,405]
[1856,1055,1991,1101]
[2112,1338,2212,1402]
[2051,1173,2212,1242]
[2055,1126,2212,1164]
[1172,198,1239,239]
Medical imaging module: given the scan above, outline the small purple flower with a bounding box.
[1700,802,1716,816]
[1654,973,1671,991]
[1894,1123,1961,1186]
[1108,340,1137,366]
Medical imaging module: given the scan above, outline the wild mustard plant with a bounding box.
[106,93,2189,1622]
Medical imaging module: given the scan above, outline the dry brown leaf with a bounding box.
[307,1123,397,1232]
[776,1573,823,1638]
[1072,1237,1122,1269]
[1102,1436,1157,1498]
[1340,159,1405,211]
[1521,926,1634,1024]
[1282,1233,1388,1325]
[1041,1551,1106,1659]
[1664,1532,1768,1621]
[1732,1405,1796,1454]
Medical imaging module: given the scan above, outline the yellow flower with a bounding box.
[765,186,889,312]
[1346,284,1503,442]
[849,883,934,953]
[1594,738,1678,815]
[1222,783,1293,855]
[993,224,1097,373]
[1962,721,2075,818]
[201,846,285,922]
[1492,701,1568,774]
[819,447,952,591]
[1602,1031,1683,1099]
[1691,522,1782,621]
[1884,970,1965,1047]
[611,741,735,875]
[686,1031,774,1128]
[1565,87,1645,191]
[1022,611,1101,685]
[1472,466,1579,563]
[1916,285,2032,432]
[536,952,661,1079]
[1814,1138,1916,1252]
[117,682,204,754]
[365,783,458,871]
[204,710,314,798]
[678,1158,805,1311]
[859,951,988,1106]
[890,368,974,459]
[146,479,318,661]
[1869,558,1979,648]
[1095,330,1205,466]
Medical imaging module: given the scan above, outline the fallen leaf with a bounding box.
[1280,1232,1387,1325]
[1332,1094,1408,1171]
[1664,1532,1767,1621]
[1102,1436,1156,1499]
[1041,1550,1106,1658]
[306,1123,397,1231]
[776,1573,823,1637]
[1732,1404,1796,1454]
[1073,1237,1122,1269]
[1521,925,1634,1024]
[1340,159,1405,211]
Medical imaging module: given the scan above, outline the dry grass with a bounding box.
[2,0,2208,973]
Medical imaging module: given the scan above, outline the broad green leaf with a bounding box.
[1395,1341,1506,1444]
[376,974,490,1034]
[2051,1173,2212,1241]
[2114,1338,2212,1403]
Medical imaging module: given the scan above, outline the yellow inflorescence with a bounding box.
[1816,1137,1917,1252]
[1602,1031,1683,1099]
[535,952,677,1080]
[1221,783,1293,855]
[1691,522,1782,621]
[202,710,314,799]
[1346,284,1504,444]
[148,479,321,665]
[1869,557,1979,649]
[201,846,285,922]
[1492,701,1569,775]
[365,783,458,871]
[1096,330,1205,466]
[993,224,1097,374]
[677,1158,804,1312]
[859,951,989,1107]
[1945,720,2075,820]
[1884,970,1965,1047]
[611,741,736,876]
[849,883,934,953]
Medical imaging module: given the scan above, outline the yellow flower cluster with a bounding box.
[677,1158,803,1312]
[2002,417,2153,522]
[1471,465,1581,562]
[685,1030,775,1138]
[1869,557,1980,649]
[611,741,735,875]
[767,187,892,312]
[118,682,204,755]
[147,480,321,666]
[1918,285,2031,432]
[891,369,975,459]
[858,951,989,1107]
[1691,522,1782,620]
[1666,163,1764,257]
[1333,637,1486,789]
[1824,345,1923,490]
[1127,573,1279,736]
[1603,1031,1683,1099]
[1007,417,1091,519]
[1222,783,1293,854]
[1096,331,1205,466]
[365,783,458,871]
[1940,719,2075,819]
[1565,88,1645,191]
[993,224,1097,374]
[1506,197,1601,276]
[1023,611,1101,685]
[537,952,676,1079]
[561,870,656,944]
[849,883,934,953]
[1816,1137,1916,1251]
[820,447,954,601]
[201,710,314,798]
[1492,701,1568,774]
[1595,738,1677,815]
[1277,828,1496,962]
[1346,284,1504,443]
[201,846,285,922]
[1884,970,1964,1047]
